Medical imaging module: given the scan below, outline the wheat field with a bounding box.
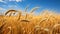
[0,7,60,34]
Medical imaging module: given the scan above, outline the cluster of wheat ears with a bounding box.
[0,7,60,34]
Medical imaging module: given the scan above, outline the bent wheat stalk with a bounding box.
[5,10,17,16]
[30,7,39,13]
[29,7,39,19]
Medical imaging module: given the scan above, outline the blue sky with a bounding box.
[0,0,60,14]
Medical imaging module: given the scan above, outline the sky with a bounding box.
[0,0,60,14]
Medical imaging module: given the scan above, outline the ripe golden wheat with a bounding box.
[0,7,60,34]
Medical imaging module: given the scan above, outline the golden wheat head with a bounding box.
[5,10,17,16]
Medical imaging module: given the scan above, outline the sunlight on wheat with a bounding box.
[0,7,60,34]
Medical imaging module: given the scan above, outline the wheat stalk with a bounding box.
[29,7,39,19]
[24,5,29,12]
[21,5,30,22]
[30,7,39,13]
[24,5,29,20]
[17,11,22,21]
[5,10,17,16]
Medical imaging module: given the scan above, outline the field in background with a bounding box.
[0,8,60,34]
